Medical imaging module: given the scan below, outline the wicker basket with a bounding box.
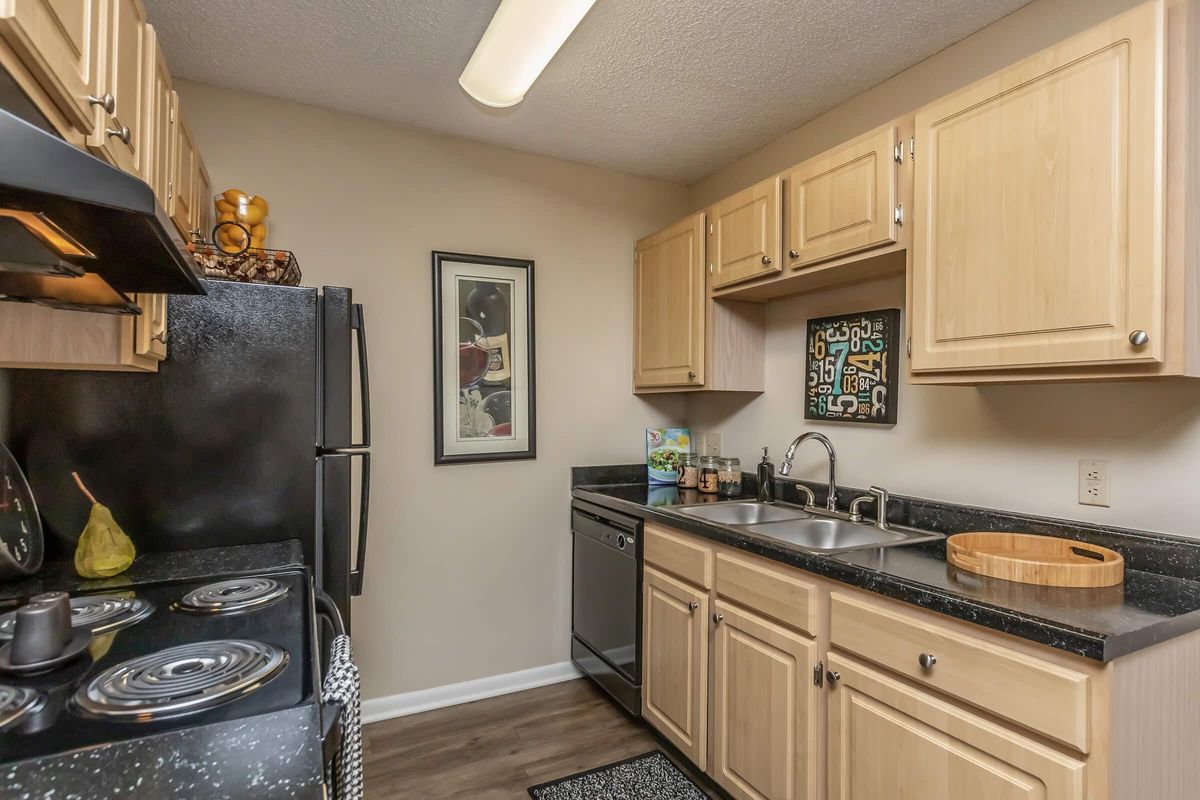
[188,225,302,286]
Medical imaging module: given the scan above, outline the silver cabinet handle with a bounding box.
[918,653,937,671]
[712,612,724,624]
[1129,330,1150,347]
[151,330,167,344]
[88,93,116,114]
[761,255,772,265]
[106,124,131,145]
[788,249,800,259]
[687,370,697,381]
[687,601,699,612]
[826,669,841,685]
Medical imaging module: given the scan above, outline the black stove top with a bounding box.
[0,569,317,765]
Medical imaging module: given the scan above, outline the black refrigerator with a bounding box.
[5,279,371,630]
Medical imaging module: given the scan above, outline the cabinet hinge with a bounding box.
[708,263,713,275]
[894,204,904,226]
[708,223,714,235]
[167,180,173,200]
[893,142,904,164]
[814,660,825,688]
[909,137,915,162]
[906,336,912,357]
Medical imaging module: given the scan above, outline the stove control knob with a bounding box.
[11,592,72,665]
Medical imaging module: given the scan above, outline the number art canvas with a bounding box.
[804,309,900,425]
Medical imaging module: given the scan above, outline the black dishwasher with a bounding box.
[570,499,642,715]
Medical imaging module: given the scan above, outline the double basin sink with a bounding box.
[673,501,943,554]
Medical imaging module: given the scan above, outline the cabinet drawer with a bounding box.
[644,525,712,589]
[715,551,816,637]
[830,592,1091,752]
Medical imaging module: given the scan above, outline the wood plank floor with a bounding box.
[363,678,718,799]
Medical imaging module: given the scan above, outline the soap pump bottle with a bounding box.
[757,446,775,503]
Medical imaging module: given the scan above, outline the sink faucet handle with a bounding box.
[795,485,816,508]
[848,494,874,524]
[865,486,891,529]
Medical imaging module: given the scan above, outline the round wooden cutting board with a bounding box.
[946,532,1124,587]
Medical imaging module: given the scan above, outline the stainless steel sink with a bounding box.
[676,502,812,526]
[744,517,942,553]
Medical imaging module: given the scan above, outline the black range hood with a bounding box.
[0,100,205,310]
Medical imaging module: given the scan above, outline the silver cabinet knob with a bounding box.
[687,601,699,612]
[687,370,697,381]
[788,249,800,259]
[761,255,772,265]
[1129,330,1150,347]
[106,124,131,145]
[88,93,116,114]
[712,612,724,624]
[918,653,937,671]
[826,670,841,685]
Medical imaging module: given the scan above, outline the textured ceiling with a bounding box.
[143,0,1032,183]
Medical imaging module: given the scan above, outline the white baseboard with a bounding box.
[361,660,584,725]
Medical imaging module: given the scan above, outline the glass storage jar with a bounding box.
[699,456,720,494]
[678,452,700,489]
[717,457,742,496]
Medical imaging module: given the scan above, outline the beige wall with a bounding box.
[686,0,1200,536]
[177,81,689,699]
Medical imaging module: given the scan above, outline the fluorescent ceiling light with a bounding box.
[459,0,598,108]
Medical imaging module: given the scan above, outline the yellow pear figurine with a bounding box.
[72,471,136,578]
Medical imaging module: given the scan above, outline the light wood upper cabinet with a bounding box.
[910,2,1165,373]
[712,600,818,800]
[786,123,904,269]
[195,153,212,239]
[710,175,783,289]
[643,565,709,770]
[143,23,171,206]
[88,0,148,177]
[827,654,1086,800]
[168,93,198,236]
[0,0,100,133]
[634,213,706,388]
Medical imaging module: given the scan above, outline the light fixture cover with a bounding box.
[459,0,598,108]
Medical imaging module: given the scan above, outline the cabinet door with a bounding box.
[194,155,212,240]
[131,292,165,361]
[710,175,782,289]
[168,93,198,237]
[0,0,100,133]
[827,655,1085,800]
[643,565,708,769]
[634,213,706,388]
[89,0,147,176]
[911,2,1164,372]
[142,24,172,205]
[712,601,817,800]
[786,124,900,269]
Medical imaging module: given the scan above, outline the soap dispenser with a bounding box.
[757,446,775,502]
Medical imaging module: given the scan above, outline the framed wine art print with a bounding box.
[804,308,900,425]
[432,251,536,465]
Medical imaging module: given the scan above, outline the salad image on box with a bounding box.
[646,428,690,484]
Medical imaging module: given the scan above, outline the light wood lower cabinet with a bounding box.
[712,600,818,800]
[643,565,709,769]
[827,654,1086,800]
[640,523,1200,800]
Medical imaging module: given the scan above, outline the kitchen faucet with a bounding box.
[779,432,838,512]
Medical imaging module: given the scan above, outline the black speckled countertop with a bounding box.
[0,540,306,608]
[572,467,1200,662]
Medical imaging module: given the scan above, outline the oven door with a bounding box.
[571,507,640,685]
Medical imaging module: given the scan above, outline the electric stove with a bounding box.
[0,569,321,771]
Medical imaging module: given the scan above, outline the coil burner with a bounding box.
[73,639,288,721]
[0,684,42,730]
[172,577,289,615]
[0,595,153,640]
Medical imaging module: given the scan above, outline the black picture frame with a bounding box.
[803,308,900,425]
[432,251,537,465]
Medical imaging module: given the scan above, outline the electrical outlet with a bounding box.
[1078,459,1110,507]
[697,432,722,456]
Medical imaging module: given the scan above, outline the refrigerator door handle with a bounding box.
[349,450,370,596]
[349,303,371,449]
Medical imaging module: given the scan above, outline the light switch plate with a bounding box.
[697,432,722,456]
[1078,459,1110,507]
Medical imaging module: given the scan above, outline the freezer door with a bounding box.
[320,288,370,451]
